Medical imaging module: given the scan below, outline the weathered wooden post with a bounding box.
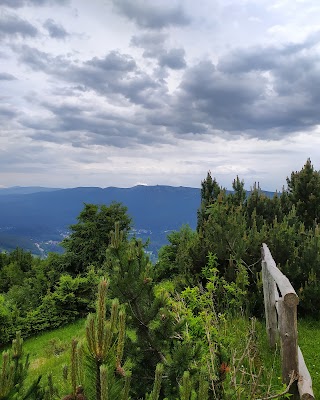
[278,297,299,398]
[261,257,278,348]
[261,243,314,400]
[262,244,299,398]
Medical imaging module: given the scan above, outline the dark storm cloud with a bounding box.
[131,32,186,70]
[0,13,38,39]
[218,31,320,74]
[112,0,191,29]
[13,31,320,144]
[181,61,265,108]
[86,51,136,72]
[208,34,320,134]
[152,60,268,136]
[158,48,186,69]
[0,72,17,80]
[21,101,170,149]
[146,36,320,139]
[43,18,69,39]
[15,45,166,108]
[0,0,69,8]
[14,44,68,71]
[131,32,167,58]
[77,51,163,107]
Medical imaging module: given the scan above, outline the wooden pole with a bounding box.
[278,298,299,399]
[262,244,299,308]
[261,259,278,348]
[261,243,314,399]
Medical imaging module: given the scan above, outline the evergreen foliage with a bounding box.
[157,159,320,317]
[61,279,130,400]
[155,225,198,288]
[0,331,43,399]
[61,203,131,274]
[287,158,320,228]
[85,279,129,400]
[197,172,223,232]
[103,224,169,397]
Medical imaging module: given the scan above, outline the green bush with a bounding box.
[0,294,13,344]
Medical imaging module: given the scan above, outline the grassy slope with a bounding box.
[4,317,318,398]
[23,319,85,394]
[15,318,283,398]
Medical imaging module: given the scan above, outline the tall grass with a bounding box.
[22,318,85,393]
[2,317,318,398]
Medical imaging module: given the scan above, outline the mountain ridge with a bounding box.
[0,185,276,256]
[0,186,61,196]
[0,185,201,256]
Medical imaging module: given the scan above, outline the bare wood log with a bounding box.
[298,346,315,400]
[261,244,299,307]
[278,298,299,399]
[261,260,278,348]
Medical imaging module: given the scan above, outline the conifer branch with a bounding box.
[116,310,126,368]
[100,365,108,400]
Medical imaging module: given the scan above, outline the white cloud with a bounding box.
[1,0,320,190]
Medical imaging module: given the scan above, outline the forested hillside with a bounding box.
[0,159,319,399]
[0,185,276,257]
[0,185,200,256]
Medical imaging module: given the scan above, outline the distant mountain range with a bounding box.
[0,185,276,257]
[0,185,200,257]
[0,186,61,196]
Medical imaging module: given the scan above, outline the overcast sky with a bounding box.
[1,0,320,190]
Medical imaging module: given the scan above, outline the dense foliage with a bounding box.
[61,202,132,274]
[158,159,320,317]
[0,159,320,398]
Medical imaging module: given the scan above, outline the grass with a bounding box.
[1,317,318,398]
[251,318,320,398]
[298,318,320,398]
[18,316,284,398]
[222,316,284,398]
[223,317,320,398]
[22,319,85,394]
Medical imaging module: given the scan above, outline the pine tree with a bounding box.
[85,279,129,400]
[229,176,246,207]
[105,223,222,398]
[197,172,223,232]
[61,203,131,274]
[61,279,130,400]
[0,331,44,400]
[286,158,320,228]
[104,225,171,397]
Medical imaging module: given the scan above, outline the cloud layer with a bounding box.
[112,0,191,29]
[1,0,320,189]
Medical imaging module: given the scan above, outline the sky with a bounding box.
[1,0,320,190]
